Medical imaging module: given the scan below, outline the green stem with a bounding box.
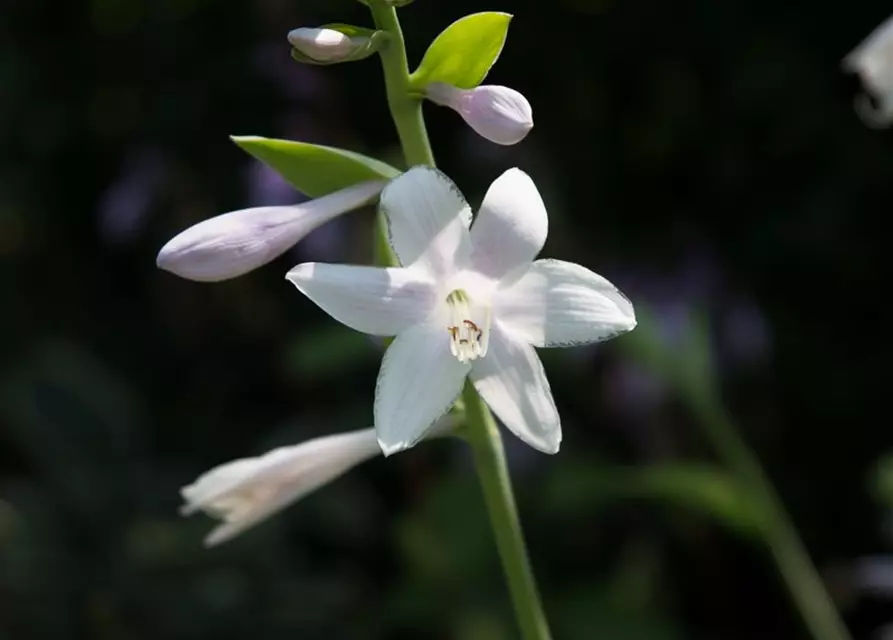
[368,4,550,637]
[368,2,434,168]
[463,381,552,640]
[696,401,851,640]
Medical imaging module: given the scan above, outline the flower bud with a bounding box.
[425,83,533,145]
[156,180,385,282]
[180,417,453,546]
[181,428,381,546]
[844,14,893,127]
[287,27,369,64]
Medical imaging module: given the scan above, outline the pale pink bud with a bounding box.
[156,180,384,282]
[426,83,533,145]
[287,27,362,63]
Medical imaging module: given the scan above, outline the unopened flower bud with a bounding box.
[156,180,384,282]
[844,14,893,127]
[181,428,381,546]
[426,83,533,145]
[287,27,368,63]
[181,417,453,546]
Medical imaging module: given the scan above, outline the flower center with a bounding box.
[445,288,490,363]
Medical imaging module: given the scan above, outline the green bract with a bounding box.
[409,12,512,92]
[231,136,400,198]
[289,24,387,66]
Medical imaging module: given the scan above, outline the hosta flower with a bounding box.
[156,180,384,282]
[844,14,893,126]
[287,167,635,456]
[181,427,381,546]
[425,83,533,145]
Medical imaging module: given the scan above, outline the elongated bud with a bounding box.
[156,180,385,282]
[181,428,381,546]
[426,83,533,145]
[180,417,453,546]
[844,14,893,127]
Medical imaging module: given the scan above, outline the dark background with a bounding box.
[0,0,889,638]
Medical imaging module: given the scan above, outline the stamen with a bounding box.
[445,289,490,363]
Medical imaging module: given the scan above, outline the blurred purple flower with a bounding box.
[245,159,298,207]
[252,41,330,103]
[97,148,166,245]
[604,361,669,419]
[603,239,772,423]
[852,555,893,597]
[720,297,772,369]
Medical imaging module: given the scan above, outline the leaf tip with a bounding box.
[229,135,263,145]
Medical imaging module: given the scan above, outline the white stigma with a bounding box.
[445,289,490,363]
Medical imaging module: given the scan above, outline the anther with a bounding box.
[445,289,489,363]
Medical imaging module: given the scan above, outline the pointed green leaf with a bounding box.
[543,462,769,538]
[629,464,769,536]
[410,12,512,92]
[873,453,893,507]
[231,136,400,198]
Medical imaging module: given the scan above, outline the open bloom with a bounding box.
[287,167,635,455]
[844,14,893,127]
[181,427,381,546]
[425,83,533,145]
[157,180,384,282]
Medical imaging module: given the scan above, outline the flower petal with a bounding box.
[470,168,547,283]
[495,259,636,347]
[375,321,470,455]
[380,166,472,277]
[157,180,385,282]
[286,263,436,336]
[470,324,560,453]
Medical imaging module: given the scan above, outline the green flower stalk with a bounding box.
[364,3,556,637]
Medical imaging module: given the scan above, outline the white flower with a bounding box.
[156,180,384,282]
[425,83,533,145]
[286,167,636,456]
[844,14,893,127]
[287,28,363,63]
[181,427,381,546]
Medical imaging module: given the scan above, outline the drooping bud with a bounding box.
[180,416,453,546]
[156,180,385,282]
[844,14,893,127]
[181,428,381,546]
[287,25,383,65]
[425,83,533,145]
